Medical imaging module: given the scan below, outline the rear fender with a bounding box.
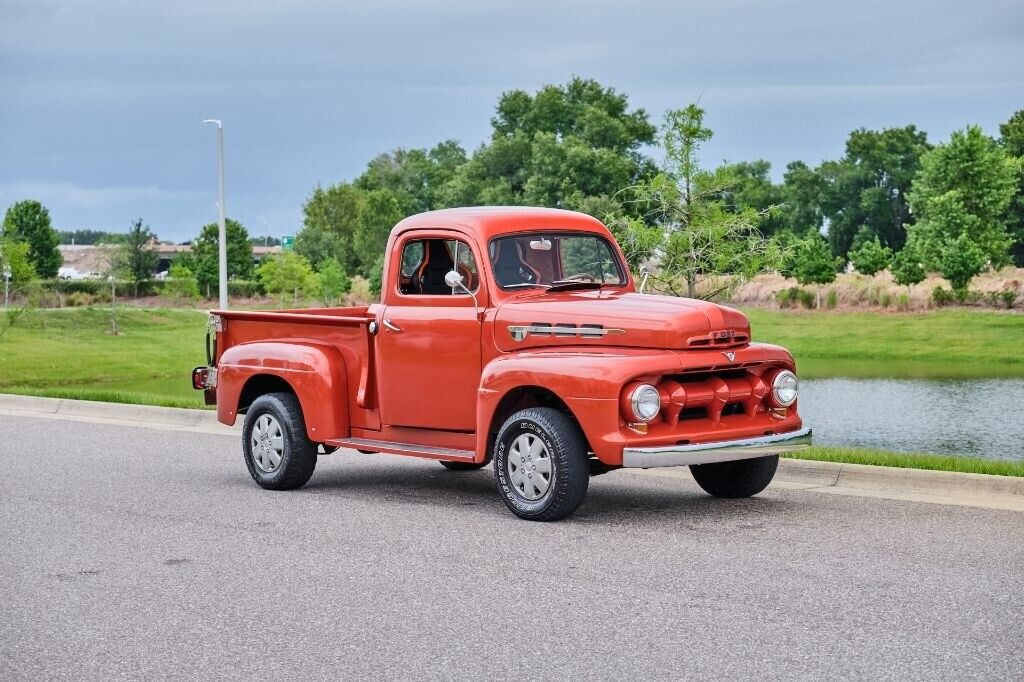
[217,341,349,441]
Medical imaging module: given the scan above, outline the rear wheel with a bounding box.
[242,392,317,490]
[493,407,589,521]
[690,455,778,498]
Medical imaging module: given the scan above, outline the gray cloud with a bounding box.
[1,0,1022,241]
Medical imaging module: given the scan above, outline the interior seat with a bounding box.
[492,240,541,287]
[415,240,456,295]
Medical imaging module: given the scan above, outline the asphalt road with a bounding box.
[2,414,1022,680]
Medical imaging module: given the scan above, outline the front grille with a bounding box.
[658,369,769,425]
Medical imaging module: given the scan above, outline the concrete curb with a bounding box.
[2,393,1021,510]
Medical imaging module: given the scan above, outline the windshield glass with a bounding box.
[489,232,627,290]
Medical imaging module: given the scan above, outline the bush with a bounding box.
[227,279,264,298]
[65,291,98,307]
[999,290,1016,309]
[796,288,815,309]
[896,293,910,311]
[775,287,799,308]
[166,263,200,300]
[932,286,955,306]
[825,289,838,310]
[879,293,893,308]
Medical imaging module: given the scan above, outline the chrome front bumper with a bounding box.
[622,428,812,468]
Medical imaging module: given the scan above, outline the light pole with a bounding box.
[3,264,10,309]
[203,118,228,310]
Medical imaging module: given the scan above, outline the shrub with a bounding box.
[65,291,97,307]
[775,287,799,308]
[825,289,838,309]
[166,263,200,300]
[896,293,910,311]
[227,279,263,298]
[999,290,1016,309]
[879,293,893,308]
[932,286,955,306]
[796,288,815,309]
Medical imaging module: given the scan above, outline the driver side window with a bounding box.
[397,238,479,296]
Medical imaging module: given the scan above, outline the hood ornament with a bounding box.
[722,351,736,363]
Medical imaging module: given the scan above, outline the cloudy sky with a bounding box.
[2,0,1022,243]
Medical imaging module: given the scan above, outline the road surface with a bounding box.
[1,413,1022,679]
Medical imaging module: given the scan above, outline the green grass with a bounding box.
[745,308,1024,378]
[0,307,209,409]
[788,446,1024,477]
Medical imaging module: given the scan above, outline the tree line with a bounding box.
[3,77,1022,304]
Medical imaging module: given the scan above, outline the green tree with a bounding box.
[165,261,200,300]
[791,233,841,308]
[0,237,37,286]
[780,161,825,236]
[890,243,926,288]
[368,256,385,301]
[191,219,254,296]
[118,218,159,296]
[353,189,404,275]
[999,109,1024,266]
[939,233,986,297]
[849,236,892,276]
[316,257,351,306]
[296,183,365,271]
[612,105,781,299]
[724,160,786,235]
[2,200,62,278]
[906,125,1018,270]
[440,77,657,217]
[356,140,467,214]
[818,126,930,257]
[258,252,317,305]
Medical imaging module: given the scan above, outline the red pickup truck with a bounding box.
[193,207,810,520]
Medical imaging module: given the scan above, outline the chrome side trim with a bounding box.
[334,437,475,461]
[508,325,626,342]
[622,428,812,468]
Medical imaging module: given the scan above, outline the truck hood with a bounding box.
[493,289,751,352]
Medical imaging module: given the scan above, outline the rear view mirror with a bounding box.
[529,238,552,251]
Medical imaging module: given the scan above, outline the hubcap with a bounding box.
[250,414,284,473]
[507,433,552,501]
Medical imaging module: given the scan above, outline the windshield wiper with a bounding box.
[546,280,605,292]
[502,282,550,289]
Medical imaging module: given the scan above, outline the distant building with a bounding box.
[57,243,282,279]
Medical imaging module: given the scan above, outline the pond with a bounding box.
[799,376,1024,461]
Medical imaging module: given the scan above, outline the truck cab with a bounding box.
[194,207,810,520]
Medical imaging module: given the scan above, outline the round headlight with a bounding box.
[630,384,661,422]
[771,370,799,407]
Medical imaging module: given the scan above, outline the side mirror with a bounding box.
[445,270,481,319]
[638,266,650,294]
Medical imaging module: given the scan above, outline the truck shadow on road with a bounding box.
[264,459,796,526]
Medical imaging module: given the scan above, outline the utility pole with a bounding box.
[203,119,228,309]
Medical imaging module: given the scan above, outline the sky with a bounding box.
[1,0,1022,243]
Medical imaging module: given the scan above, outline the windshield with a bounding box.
[489,232,627,290]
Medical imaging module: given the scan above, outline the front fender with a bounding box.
[217,341,349,441]
[476,348,683,463]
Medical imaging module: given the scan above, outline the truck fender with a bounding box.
[217,341,350,442]
[475,351,683,464]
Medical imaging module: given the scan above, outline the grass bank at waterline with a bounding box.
[746,309,1024,378]
[789,446,1024,478]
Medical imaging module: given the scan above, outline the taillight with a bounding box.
[192,366,217,390]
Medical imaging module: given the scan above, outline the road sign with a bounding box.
[282,235,294,250]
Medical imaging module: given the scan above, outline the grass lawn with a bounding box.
[788,446,1024,478]
[745,308,1024,378]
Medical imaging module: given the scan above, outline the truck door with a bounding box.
[376,234,484,432]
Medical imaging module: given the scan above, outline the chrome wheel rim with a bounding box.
[507,433,552,501]
[251,414,284,473]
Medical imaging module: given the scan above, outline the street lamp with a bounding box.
[3,264,10,309]
[203,118,228,310]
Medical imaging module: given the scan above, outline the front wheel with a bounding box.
[690,455,778,498]
[242,392,317,490]
[493,407,589,521]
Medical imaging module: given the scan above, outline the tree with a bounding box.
[356,140,467,215]
[780,161,825,236]
[0,237,36,286]
[296,183,364,271]
[723,160,786,235]
[2,200,62,278]
[316,257,351,306]
[439,77,657,218]
[999,109,1024,266]
[818,126,930,257]
[939,233,986,297]
[791,233,841,308]
[258,252,317,305]
[191,219,254,296]
[890,243,926,288]
[612,105,782,299]
[118,218,159,296]
[849,236,892,276]
[353,189,404,275]
[59,229,119,245]
[165,262,200,300]
[906,125,1018,270]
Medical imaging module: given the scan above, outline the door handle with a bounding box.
[383,318,402,333]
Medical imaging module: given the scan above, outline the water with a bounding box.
[799,377,1024,460]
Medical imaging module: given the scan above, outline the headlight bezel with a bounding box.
[629,383,662,423]
[769,369,799,407]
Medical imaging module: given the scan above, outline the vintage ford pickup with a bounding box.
[193,207,811,520]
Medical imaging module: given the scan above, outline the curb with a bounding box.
[2,393,1022,509]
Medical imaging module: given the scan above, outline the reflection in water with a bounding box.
[799,378,1024,461]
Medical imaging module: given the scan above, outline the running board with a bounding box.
[330,437,476,461]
